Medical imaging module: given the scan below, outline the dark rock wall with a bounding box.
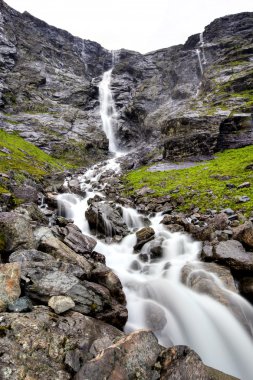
[0,0,252,162]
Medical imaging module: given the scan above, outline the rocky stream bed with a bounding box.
[0,153,253,379]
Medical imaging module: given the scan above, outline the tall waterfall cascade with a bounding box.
[99,67,119,154]
[57,67,253,380]
[196,32,207,75]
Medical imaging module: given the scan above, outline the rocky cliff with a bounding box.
[0,0,252,164]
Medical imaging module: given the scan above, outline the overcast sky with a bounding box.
[4,0,253,53]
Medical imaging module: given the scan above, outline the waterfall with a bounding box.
[99,68,118,153]
[57,156,253,380]
[196,32,207,75]
[196,49,203,75]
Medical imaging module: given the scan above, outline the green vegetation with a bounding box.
[0,129,74,196]
[124,145,253,215]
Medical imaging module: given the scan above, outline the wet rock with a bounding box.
[144,301,167,331]
[0,263,21,311]
[0,306,123,379]
[232,221,253,248]
[134,227,155,250]
[85,201,128,239]
[48,295,75,314]
[0,212,36,258]
[90,263,126,304]
[74,330,161,380]
[8,296,33,313]
[165,223,185,233]
[214,240,253,271]
[158,346,238,380]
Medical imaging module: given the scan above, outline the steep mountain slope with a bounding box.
[0,0,252,164]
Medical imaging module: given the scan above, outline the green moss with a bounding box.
[123,145,253,216]
[0,129,73,178]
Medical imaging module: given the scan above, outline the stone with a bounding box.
[48,295,75,314]
[237,182,250,189]
[34,227,93,276]
[0,263,21,311]
[236,195,250,203]
[9,249,53,263]
[0,306,123,379]
[8,296,33,312]
[158,346,238,380]
[85,201,128,239]
[222,208,234,216]
[214,240,253,271]
[75,330,161,380]
[52,223,97,255]
[232,221,253,248]
[0,212,36,257]
[134,227,155,250]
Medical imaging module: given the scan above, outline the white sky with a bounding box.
[4,0,253,53]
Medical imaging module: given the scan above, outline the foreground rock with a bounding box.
[202,240,253,272]
[158,346,239,380]
[0,212,36,260]
[0,263,21,311]
[0,306,124,379]
[75,330,161,380]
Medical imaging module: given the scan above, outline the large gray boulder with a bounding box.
[0,306,124,379]
[0,212,36,259]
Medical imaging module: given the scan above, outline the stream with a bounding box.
[57,66,253,379]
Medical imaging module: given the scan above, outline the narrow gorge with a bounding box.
[0,1,253,379]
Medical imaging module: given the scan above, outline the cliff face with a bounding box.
[0,0,112,164]
[0,0,252,163]
[110,12,253,158]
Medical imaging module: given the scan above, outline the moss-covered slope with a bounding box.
[124,145,253,216]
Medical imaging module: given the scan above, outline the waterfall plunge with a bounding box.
[99,69,118,153]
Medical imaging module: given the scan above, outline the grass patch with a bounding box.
[124,145,253,215]
[0,129,74,180]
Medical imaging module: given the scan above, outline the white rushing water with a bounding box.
[99,69,119,153]
[57,65,253,379]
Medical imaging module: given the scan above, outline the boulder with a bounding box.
[134,227,155,250]
[85,201,129,239]
[0,306,123,379]
[213,240,253,271]
[0,212,36,258]
[232,221,253,248]
[52,223,97,255]
[158,346,238,380]
[74,330,161,380]
[34,227,93,276]
[0,263,21,311]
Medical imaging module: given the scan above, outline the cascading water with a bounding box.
[196,32,207,75]
[196,49,203,75]
[57,65,253,379]
[99,67,118,153]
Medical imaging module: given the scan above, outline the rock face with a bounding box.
[0,0,253,161]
